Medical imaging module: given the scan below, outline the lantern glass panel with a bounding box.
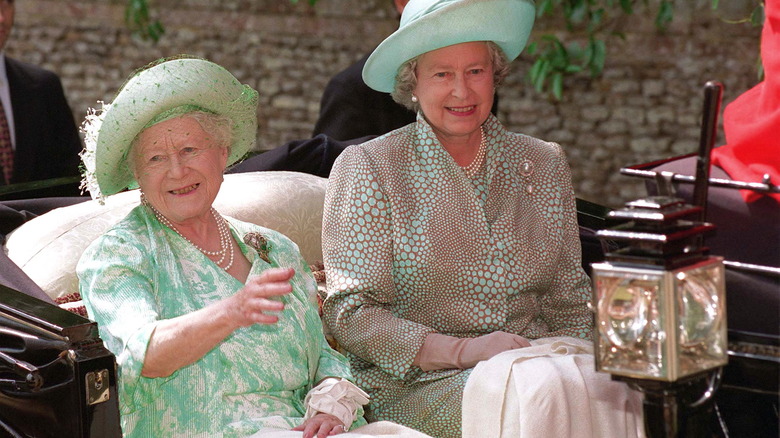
[676,263,727,377]
[592,258,727,381]
[594,268,667,379]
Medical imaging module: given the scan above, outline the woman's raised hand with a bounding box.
[229,267,294,327]
[141,267,296,378]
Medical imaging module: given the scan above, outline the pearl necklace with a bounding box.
[144,197,235,271]
[461,127,487,178]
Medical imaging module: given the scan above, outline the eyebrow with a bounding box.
[423,60,489,71]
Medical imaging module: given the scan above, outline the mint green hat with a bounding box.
[362,0,536,93]
[80,56,259,199]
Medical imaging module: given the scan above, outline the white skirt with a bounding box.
[248,421,432,438]
[462,337,645,438]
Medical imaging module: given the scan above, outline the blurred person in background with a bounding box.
[0,0,82,194]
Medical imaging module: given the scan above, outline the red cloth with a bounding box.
[711,0,780,202]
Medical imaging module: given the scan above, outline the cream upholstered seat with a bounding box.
[5,171,328,303]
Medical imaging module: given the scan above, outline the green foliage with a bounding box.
[125,0,164,42]
[716,0,765,26]
[528,0,764,100]
[750,3,765,25]
[124,0,764,99]
[123,0,315,41]
[528,0,675,100]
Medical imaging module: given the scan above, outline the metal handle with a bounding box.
[689,367,722,408]
[693,81,724,221]
[0,350,42,392]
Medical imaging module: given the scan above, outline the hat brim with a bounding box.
[94,57,258,196]
[363,0,536,93]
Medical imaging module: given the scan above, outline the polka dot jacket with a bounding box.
[321,113,593,430]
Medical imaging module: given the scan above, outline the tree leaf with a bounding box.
[655,1,674,31]
[619,0,633,14]
[750,4,765,27]
[537,0,555,17]
[588,38,606,77]
[552,72,564,100]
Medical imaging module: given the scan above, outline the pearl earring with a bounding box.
[411,95,418,103]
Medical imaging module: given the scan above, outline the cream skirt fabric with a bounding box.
[462,337,645,438]
[248,420,432,437]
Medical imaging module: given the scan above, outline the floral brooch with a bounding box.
[243,232,272,264]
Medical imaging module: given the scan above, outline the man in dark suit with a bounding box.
[312,51,416,141]
[4,58,83,186]
[0,0,82,197]
[312,0,413,141]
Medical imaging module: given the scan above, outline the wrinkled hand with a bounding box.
[457,331,531,368]
[228,267,294,327]
[292,413,346,438]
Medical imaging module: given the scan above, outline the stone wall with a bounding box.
[11,0,761,207]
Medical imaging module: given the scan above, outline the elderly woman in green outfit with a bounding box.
[322,1,644,437]
[76,57,377,438]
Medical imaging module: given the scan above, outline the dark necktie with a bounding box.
[0,100,13,185]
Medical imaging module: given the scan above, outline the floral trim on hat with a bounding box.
[79,101,111,203]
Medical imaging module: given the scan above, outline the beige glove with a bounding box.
[303,377,370,430]
[414,331,531,372]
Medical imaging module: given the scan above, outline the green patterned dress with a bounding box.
[77,206,365,437]
[322,114,593,438]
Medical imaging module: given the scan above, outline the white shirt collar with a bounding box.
[0,52,7,89]
[0,52,6,84]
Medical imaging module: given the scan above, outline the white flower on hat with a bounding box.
[79,101,111,203]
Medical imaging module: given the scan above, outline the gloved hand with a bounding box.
[414,331,531,372]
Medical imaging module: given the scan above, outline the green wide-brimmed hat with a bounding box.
[80,56,259,199]
[362,0,536,93]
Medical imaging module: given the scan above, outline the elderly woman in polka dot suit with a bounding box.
[322,1,644,437]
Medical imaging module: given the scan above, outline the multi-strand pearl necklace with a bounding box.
[461,126,487,178]
[144,197,235,271]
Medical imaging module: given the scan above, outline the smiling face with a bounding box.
[132,115,229,225]
[413,41,495,147]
